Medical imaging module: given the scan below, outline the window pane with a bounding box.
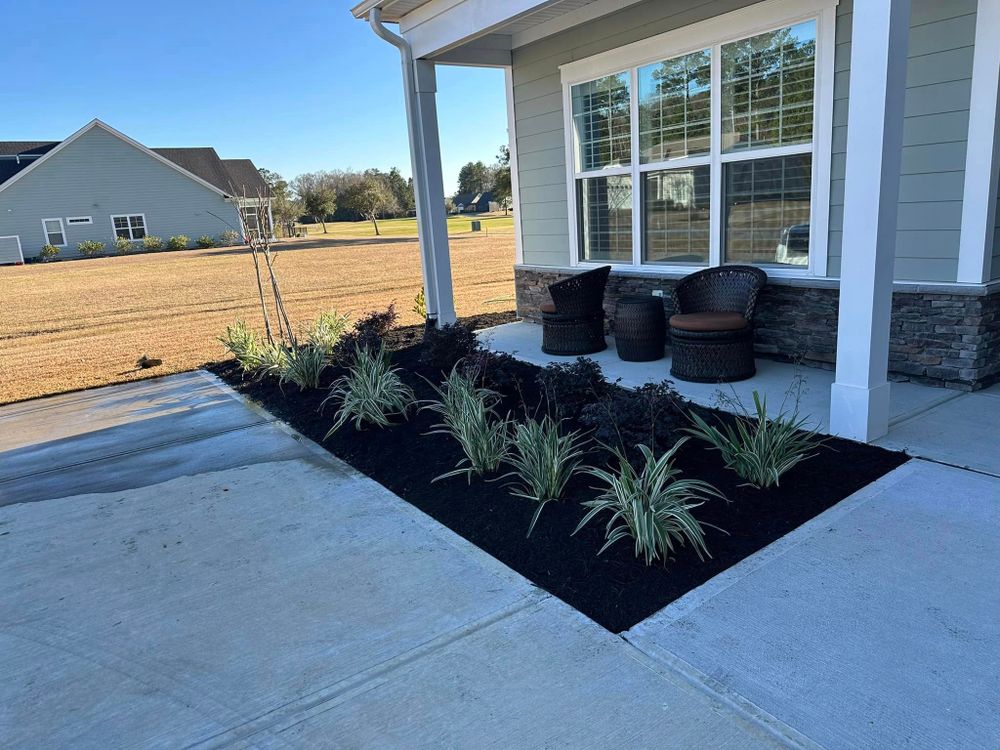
[723,153,811,266]
[638,50,711,163]
[129,216,146,238]
[578,175,632,262]
[114,216,129,229]
[571,73,631,171]
[643,166,711,264]
[115,228,131,239]
[722,21,816,153]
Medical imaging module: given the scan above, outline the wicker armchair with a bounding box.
[668,265,767,382]
[541,265,611,355]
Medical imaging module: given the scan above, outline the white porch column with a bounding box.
[411,60,457,325]
[957,0,1000,284]
[829,0,911,442]
[369,9,456,327]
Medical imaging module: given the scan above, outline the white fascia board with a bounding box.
[0,119,231,200]
[400,0,557,59]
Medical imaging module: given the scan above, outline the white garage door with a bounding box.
[0,235,24,265]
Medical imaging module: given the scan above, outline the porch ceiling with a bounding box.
[351,0,644,60]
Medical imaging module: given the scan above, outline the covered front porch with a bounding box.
[352,0,1000,444]
[479,319,1000,475]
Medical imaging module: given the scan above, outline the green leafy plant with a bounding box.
[685,382,824,489]
[412,288,426,319]
[422,366,510,482]
[167,235,190,250]
[39,244,60,261]
[575,440,725,567]
[113,236,134,255]
[279,344,328,390]
[323,345,413,435]
[196,234,215,248]
[502,416,589,536]
[305,310,351,354]
[218,229,240,246]
[77,239,106,257]
[142,235,163,251]
[219,319,262,373]
[255,339,290,379]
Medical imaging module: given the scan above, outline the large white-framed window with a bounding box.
[560,0,836,277]
[111,214,147,241]
[42,218,66,247]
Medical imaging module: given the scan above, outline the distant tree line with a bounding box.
[257,142,513,236]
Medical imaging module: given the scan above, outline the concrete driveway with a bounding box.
[0,373,781,749]
[2,372,998,748]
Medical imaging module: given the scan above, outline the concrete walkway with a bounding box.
[2,372,998,748]
[0,373,783,749]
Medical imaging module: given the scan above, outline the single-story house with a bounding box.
[453,190,495,213]
[0,119,271,263]
[352,0,1000,443]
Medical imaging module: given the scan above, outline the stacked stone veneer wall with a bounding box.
[514,267,1000,391]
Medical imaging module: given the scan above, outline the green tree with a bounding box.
[291,172,337,233]
[341,173,399,236]
[491,145,512,213]
[257,168,302,237]
[456,160,491,197]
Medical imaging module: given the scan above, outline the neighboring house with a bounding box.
[452,191,494,213]
[0,120,270,264]
[352,0,1000,443]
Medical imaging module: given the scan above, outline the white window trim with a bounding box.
[560,0,837,279]
[66,216,93,225]
[42,217,67,248]
[110,213,148,241]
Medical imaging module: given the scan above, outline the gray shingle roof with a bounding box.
[0,141,58,156]
[0,134,267,195]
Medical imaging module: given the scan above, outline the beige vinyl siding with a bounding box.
[513,0,978,283]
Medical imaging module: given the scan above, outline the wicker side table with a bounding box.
[614,296,665,362]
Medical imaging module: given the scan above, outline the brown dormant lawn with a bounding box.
[0,234,515,404]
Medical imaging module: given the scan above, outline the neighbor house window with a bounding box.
[565,6,827,273]
[42,218,66,247]
[66,216,93,225]
[112,214,146,240]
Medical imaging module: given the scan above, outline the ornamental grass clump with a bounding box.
[685,384,824,489]
[305,310,351,354]
[575,440,725,567]
[423,366,510,483]
[279,345,328,390]
[323,345,413,435]
[502,416,589,537]
[219,319,262,373]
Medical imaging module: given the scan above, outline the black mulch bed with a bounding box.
[208,312,908,633]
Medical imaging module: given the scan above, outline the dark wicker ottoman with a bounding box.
[614,296,665,361]
[669,325,756,382]
[541,311,606,355]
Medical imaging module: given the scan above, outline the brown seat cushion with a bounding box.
[539,301,557,314]
[669,311,748,332]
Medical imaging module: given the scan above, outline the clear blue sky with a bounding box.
[0,1,508,193]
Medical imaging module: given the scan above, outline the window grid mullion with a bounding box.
[630,67,642,266]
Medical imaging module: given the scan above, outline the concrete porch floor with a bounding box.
[478,321,997,471]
